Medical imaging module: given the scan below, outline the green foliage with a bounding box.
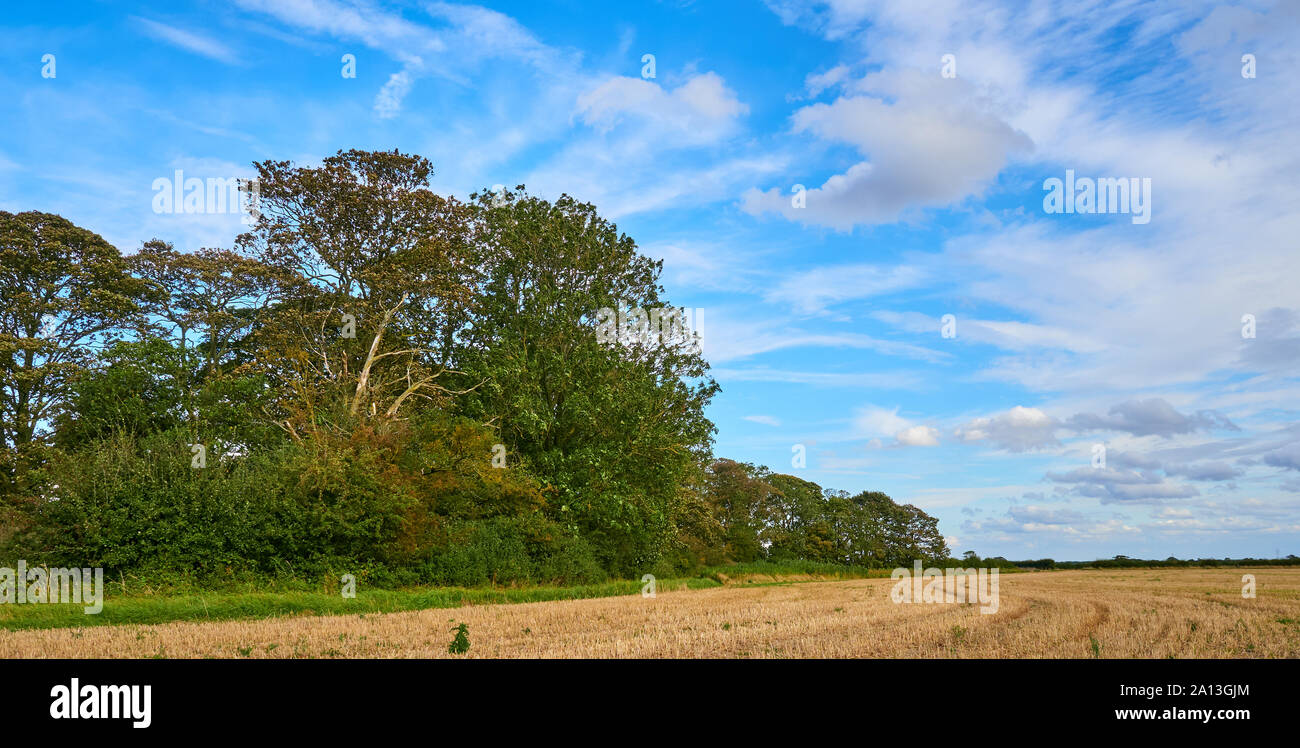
[944,553,1026,571]
[699,559,889,582]
[54,338,186,448]
[688,460,949,570]
[705,460,776,562]
[11,412,601,585]
[426,517,603,587]
[1007,555,1300,570]
[0,210,150,494]
[454,188,718,577]
[448,623,470,654]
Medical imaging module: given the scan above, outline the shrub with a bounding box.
[5,412,610,587]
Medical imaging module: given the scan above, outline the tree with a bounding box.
[0,211,148,493]
[897,502,949,563]
[455,187,718,575]
[664,468,728,570]
[234,149,479,436]
[705,460,778,562]
[130,240,283,381]
[701,466,950,569]
[53,337,186,449]
[765,472,827,560]
[124,241,286,447]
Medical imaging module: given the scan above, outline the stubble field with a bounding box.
[3,568,1298,658]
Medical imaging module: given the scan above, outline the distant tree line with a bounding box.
[0,149,947,587]
[678,460,948,570]
[1004,555,1300,570]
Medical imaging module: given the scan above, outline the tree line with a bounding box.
[0,149,948,587]
[1008,556,1300,569]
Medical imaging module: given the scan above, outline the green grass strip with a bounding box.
[0,577,724,632]
[0,560,906,632]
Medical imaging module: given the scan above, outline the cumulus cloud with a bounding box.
[1046,466,1199,503]
[525,69,772,218]
[963,508,1140,538]
[851,407,940,447]
[1109,451,1163,470]
[1006,505,1087,525]
[854,405,912,438]
[1263,443,1300,472]
[1066,399,1238,437]
[954,406,1059,452]
[749,0,1300,549]
[1110,452,1242,482]
[1163,461,1244,482]
[896,425,940,447]
[741,69,1032,229]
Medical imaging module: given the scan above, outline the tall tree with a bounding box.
[0,211,147,491]
[706,460,778,562]
[234,150,478,435]
[130,240,283,381]
[456,188,719,575]
[123,240,285,445]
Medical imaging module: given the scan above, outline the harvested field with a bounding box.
[3,568,1298,658]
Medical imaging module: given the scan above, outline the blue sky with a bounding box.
[3,0,1298,560]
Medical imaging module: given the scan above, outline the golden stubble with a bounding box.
[3,568,1297,659]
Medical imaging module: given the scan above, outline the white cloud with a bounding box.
[1066,399,1238,438]
[764,263,925,314]
[854,405,911,438]
[1046,466,1201,504]
[742,69,1032,229]
[639,239,769,294]
[233,0,445,66]
[955,406,1059,452]
[756,0,1300,407]
[802,64,850,98]
[134,18,241,64]
[522,69,774,218]
[577,72,748,141]
[896,425,941,447]
[697,306,949,364]
[709,367,925,390]
[872,310,1109,354]
[235,0,576,122]
[374,71,413,119]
